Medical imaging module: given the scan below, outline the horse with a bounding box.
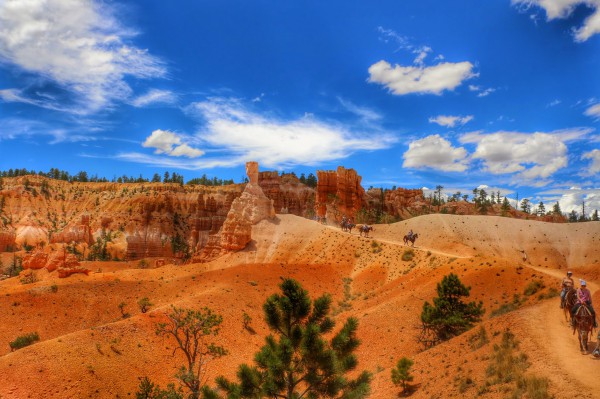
[341,220,355,233]
[358,224,373,238]
[403,233,419,247]
[572,304,594,353]
[562,288,577,323]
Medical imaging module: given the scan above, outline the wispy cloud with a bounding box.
[584,103,600,119]
[337,97,382,123]
[131,89,177,108]
[468,85,496,97]
[582,149,600,175]
[403,134,469,172]
[119,97,397,169]
[0,0,166,113]
[512,0,600,42]
[429,115,473,128]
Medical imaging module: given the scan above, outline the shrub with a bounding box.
[469,326,489,350]
[402,249,414,262]
[10,332,40,351]
[524,280,544,296]
[138,259,149,269]
[138,297,152,313]
[537,287,559,300]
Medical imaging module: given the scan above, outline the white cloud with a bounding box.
[0,0,165,112]
[186,98,396,168]
[582,149,600,174]
[403,134,469,171]
[459,129,592,180]
[142,129,204,158]
[429,115,473,128]
[368,60,476,95]
[539,187,600,217]
[131,89,177,108]
[477,88,496,97]
[513,0,600,42]
[584,103,600,118]
[547,99,561,107]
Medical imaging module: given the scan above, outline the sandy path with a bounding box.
[521,266,600,398]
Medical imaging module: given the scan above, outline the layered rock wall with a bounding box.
[316,166,366,222]
[258,172,315,217]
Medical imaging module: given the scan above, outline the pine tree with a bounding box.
[520,199,530,214]
[420,273,484,343]
[204,278,371,399]
[391,357,414,395]
[537,201,545,216]
[552,202,562,215]
[592,210,599,221]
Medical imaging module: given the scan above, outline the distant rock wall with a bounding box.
[258,171,315,217]
[316,166,366,222]
[0,231,16,251]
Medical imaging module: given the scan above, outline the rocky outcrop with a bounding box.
[50,215,93,245]
[196,162,275,260]
[316,166,366,222]
[22,251,49,270]
[0,231,16,251]
[383,188,425,217]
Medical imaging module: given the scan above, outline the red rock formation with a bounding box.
[258,171,315,217]
[50,215,93,245]
[384,188,425,217]
[22,251,49,270]
[0,231,16,251]
[315,166,366,222]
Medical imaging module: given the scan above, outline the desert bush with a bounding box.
[469,326,489,350]
[9,332,40,351]
[402,249,414,261]
[524,280,544,296]
[138,259,149,269]
[136,376,184,399]
[50,284,58,293]
[138,297,152,313]
[537,287,559,300]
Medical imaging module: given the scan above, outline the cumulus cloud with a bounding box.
[582,149,600,175]
[0,0,165,112]
[584,103,600,119]
[512,0,600,42]
[429,115,473,128]
[539,187,600,217]
[131,89,177,108]
[368,60,476,95]
[142,129,204,158]
[403,134,469,171]
[459,128,592,180]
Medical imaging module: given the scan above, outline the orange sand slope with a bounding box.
[0,214,599,399]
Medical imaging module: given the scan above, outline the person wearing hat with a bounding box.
[571,279,597,328]
[560,271,574,309]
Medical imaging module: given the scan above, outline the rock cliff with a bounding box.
[316,166,366,222]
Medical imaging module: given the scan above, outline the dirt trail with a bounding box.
[521,266,600,398]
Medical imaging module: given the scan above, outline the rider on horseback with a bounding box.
[560,271,574,309]
[571,280,597,328]
[407,229,414,240]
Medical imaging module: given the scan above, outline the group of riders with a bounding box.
[560,270,600,355]
[560,271,597,326]
[339,216,373,236]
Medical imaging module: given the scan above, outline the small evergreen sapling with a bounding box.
[391,357,414,395]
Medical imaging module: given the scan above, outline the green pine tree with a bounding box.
[391,357,414,395]
[203,278,371,399]
[420,273,484,344]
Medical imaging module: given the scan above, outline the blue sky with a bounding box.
[0,0,599,215]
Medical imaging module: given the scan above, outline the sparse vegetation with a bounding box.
[9,332,40,351]
[138,297,152,313]
[524,280,544,296]
[118,302,130,318]
[468,326,489,350]
[483,330,550,398]
[401,248,414,261]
